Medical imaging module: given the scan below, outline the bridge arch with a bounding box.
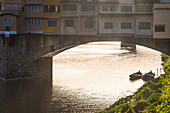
[1,34,170,80]
[41,35,170,58]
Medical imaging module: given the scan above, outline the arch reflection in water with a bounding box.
[52,41,162,112]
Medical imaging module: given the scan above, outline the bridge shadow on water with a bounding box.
[0,75,52,113]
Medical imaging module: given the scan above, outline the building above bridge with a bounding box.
[153,0,170,38]
[0,0,169,39]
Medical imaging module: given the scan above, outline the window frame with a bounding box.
[65,20,74,27]
[85,17,94,28]
[139,22,151,30]
[12,4,17,10]
[110,6,116,11]
[63,4,76,11]
[155,25,165,32]
[104,22,113,29]
[102,5,108,11]
[81,4,95,11]
[121,6,132,12]
[28,5,41,12]
[44,5,60,12]
[48,20,57,27]
[4,18,13,26]
[121,22,132,29]
[28,19,41,26]
[6,5,11,10]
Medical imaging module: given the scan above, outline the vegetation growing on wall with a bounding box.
[100,54,170,113]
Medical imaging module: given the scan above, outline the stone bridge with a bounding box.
[0,34,170,81]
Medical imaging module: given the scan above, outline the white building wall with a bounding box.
[99,16,134,35]
[119,0,134,4]
[135,15,153,36]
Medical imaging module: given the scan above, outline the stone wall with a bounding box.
[0,35,55,80]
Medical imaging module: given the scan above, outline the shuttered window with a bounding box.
[28,19,40,26]
[44,5,60,12]
[155,25,165,32]
[121,23,132,29]
[102,6,109,11]
[28,5,41,12]
[65,20,74,27]
[104,22,113,29]
[139,22,151,30]
[121,6,132,12]
[136,5,152,12]
[82,4,95,11]
[85,17,94,28]
[4,18,13,26]
[110,6,116,11]
[63,4,76,11]
[48,21,57,27]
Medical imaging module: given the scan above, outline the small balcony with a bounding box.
[2,10,19,15]
[99,0,119,3]
[135,0,155,3]
[60,0,80,2]
[80,0,98,3]
[154,0,170,4]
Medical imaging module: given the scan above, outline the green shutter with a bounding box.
[5,26,10,31]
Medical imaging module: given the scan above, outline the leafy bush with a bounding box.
[100,54,170,113]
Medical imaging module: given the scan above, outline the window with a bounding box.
[104,22,113,29]
[85,17,94,28]
[4,18,13,26]
[22,19,26,26]
[6,5,10,10]
[102,6,108,11]
[139,22,151,30]
[48,20,57,27]
[44,5,60,12]
[28,19,40,26]
[121,6,132,12]
[63,4,76,11]
[65,20,74,27]
[136,5,152,12]
[82,4,95,11]
[28,5,41,12]
[5,26,10,31]
[12,5,17,10]
[110,6,115,11]
[155,25,165,32]
[21,7,25,12]
[121,23,132,29]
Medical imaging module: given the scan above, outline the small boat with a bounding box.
[129,70,143,81]
[142,71,155,81]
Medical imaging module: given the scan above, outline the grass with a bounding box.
[99,54,170,113]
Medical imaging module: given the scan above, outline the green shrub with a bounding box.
[100,54,170,113]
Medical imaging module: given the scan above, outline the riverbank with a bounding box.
[100,54,170,113]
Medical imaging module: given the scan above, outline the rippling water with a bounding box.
[0,42,162,113]
[52,42,162,112]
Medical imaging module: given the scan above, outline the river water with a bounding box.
[0,42,162,113]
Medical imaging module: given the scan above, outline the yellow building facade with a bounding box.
[43,0,61,34]
[153,3,170,38]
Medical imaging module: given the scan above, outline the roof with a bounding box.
[0,12,19,17]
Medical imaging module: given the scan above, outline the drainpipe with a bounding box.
[134,0,136,38]
[97,0,99,36]
[78,1,80,36]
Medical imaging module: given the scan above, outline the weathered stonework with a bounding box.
[0,34,170,81]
